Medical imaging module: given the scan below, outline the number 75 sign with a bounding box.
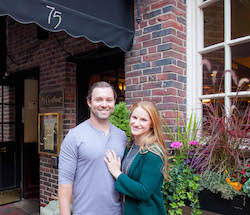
[46,5,62,29]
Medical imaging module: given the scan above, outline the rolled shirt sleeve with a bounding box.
[59,129,78,185]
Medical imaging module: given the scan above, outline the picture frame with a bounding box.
[38,113,61,156]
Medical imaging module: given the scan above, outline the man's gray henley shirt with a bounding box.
[59,120,127,215]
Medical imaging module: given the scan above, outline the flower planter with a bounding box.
[199,189,250,215]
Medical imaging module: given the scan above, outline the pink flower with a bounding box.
[188,140,200,147]
[170,142,183,149]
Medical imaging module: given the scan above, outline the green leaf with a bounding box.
[177,201,185,207]
[170,202,177,209]
[177,208,183,214]
[169,210,175,215]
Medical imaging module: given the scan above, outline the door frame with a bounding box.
[11,68,40,199]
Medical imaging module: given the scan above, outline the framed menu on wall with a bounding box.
[38,113,61,156]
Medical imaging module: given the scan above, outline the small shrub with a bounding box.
[110,102,130,139]
[198,171,242,200]
[190,102,250,176]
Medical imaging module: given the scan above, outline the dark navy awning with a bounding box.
[0,0,134,51]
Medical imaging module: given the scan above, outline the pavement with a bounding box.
[183,206,222,215]
[0,199,39,215]
[0,200,221,215]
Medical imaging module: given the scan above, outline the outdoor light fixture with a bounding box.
[137,0,141,24]
[118,82,126,91]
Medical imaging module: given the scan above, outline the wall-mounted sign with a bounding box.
[40,89,64,109]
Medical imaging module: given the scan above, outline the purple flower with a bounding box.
[188,140,200,147]
[170,141,183,149]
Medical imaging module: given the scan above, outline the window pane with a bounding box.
[3,105,15,123]
[231,97,250,117]
[232,0,250,40]
[4,86,15,105]
[231,42,250,92]
[204,0,224,47]
[230,97,250,140]
[0,123,2,141]
[202,48,225,95]
[3,124,15,142]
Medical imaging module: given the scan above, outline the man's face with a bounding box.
[87,87,115,120]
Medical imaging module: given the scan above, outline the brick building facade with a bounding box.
[2,0,187,206]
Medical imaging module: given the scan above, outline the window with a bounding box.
[187,0,250,123]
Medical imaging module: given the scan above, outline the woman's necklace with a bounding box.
[121,143,140,204]
[122,144,140,175]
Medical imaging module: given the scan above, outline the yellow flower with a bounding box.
[226,178,242,191]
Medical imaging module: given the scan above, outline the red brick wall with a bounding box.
[125,0,187,135]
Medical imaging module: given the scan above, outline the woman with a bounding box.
[104,101,169,215]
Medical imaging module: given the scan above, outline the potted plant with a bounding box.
[188,101,250,214]
[161,114,202,215]
[161,100,250,214]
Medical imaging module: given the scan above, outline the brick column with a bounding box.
[125,0,187,135]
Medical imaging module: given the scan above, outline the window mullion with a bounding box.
[224,0,231,117]
[228,35,250,46]
[197,0,204,124]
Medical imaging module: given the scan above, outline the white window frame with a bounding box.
[187,0,250,123]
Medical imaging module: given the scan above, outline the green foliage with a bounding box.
[198,171,242,200]
[243,178,250,197]
[162,158,201,215]
[110,102,130,139]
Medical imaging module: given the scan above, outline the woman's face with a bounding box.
[130,107,152,140]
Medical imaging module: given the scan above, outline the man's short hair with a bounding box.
[86,81,117,101]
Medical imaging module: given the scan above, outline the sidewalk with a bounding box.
[183,206,222,215]
[0,200,221,215]
[0,199,39,215]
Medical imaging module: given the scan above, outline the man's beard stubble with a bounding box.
[90,108,113,120]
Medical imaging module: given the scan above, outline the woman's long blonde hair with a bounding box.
[129,101,169,180]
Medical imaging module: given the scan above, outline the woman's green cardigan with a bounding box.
[115,147,167,215]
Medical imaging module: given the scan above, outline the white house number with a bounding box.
[46,5,62,29]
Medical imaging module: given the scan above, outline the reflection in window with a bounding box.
[0,86,16,142]
[231,42,250,92]
[230,97,250,139]
[204,0,224,47]
[202,49,225,95]
[232,0,250,39]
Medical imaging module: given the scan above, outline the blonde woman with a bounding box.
[104,101,169,215]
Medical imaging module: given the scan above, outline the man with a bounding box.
[58,81,127,215]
